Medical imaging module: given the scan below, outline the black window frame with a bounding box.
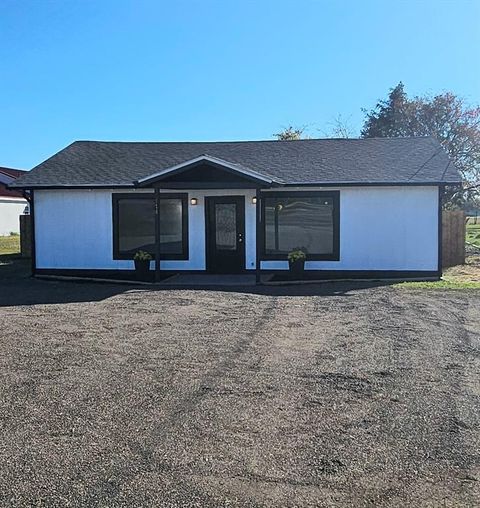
[112,192,189,260]
[261,190,340,261]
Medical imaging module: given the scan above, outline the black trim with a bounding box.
[30,190,36,276]
[35,268,247,279]
[150,181,264,189]
[11,185,136,190]
[112,192,189,261]
[261,190,340,261]
[35,268,159,282]
[438,186,443,275]
[154,188,161,281]
[34,268,440,282]
[255,188,261,284]
[281,181,461,188]
[9,181,461,191]
[264,269,440,280]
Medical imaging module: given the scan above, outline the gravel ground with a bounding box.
[0,273,479,507]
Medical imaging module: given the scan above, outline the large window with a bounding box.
[262,191,339,260]
[113,193,188,259]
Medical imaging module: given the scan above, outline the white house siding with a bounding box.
[0,198,27,236]
[34,186,438,272]
[34,189,257,270]
[262,186,439,271]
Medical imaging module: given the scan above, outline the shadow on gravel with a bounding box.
[0,256,129,307]
[0,254,30,279]
[0,279,394,307]
[0,255,396,307]
[159,280,395,297]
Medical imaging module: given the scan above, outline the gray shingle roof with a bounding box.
[10,136,460,188]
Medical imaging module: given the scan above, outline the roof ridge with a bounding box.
[71,136,436,145]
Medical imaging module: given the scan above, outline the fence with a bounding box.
[20,215,31,258]
[442,210,465,268]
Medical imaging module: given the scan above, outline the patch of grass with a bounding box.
[0,235,20,256]
[466,222,480,247]
[396,256,480,289]
[395,279,480,289]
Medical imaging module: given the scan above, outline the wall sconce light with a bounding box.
[190,197,198,206]
[252,197,257,204]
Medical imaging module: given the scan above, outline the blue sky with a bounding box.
[1,0,479,169]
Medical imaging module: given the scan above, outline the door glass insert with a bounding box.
[215,203,236,250]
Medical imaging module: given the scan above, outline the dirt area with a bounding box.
[0,271,479,506]
[445,255,480,282]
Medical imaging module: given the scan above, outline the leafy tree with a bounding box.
[275,119,354,140]
[274,126,306,140]
[361,82,410,138]
[362,82,480,206]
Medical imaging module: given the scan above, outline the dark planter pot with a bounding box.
[288,259,305,278]
[134,259,151,281]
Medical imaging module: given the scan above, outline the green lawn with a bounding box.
[466,220,480,247]
[0,234,20,256]
[396,254,480,290]
[395,279,480,289]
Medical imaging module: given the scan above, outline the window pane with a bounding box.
[215,203,236,250]
[116,196,186,258]
[159,198,183,254]
[118,198,155,255]
[264,196,334,256]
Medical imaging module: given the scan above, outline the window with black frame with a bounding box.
[113,194,188,259]
[262,192,339,260]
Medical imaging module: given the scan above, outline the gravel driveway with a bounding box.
[0,274,479,507]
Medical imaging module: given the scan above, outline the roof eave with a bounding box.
[8,180,462,190]
[7,183,136,190]
[281,180,462,187]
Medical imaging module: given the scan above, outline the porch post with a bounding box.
[155,187,161,282]
[255,187,261,284]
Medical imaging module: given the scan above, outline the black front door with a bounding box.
[205,196,245,273]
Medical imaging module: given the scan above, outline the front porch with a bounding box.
[127,155,272,283]
[108,153,343,284]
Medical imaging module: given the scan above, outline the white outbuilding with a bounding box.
[0,167,28,237]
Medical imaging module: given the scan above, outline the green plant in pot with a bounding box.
[133,250,152,280]
[288,248,307,278]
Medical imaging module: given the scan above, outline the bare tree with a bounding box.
[323,114,355,138]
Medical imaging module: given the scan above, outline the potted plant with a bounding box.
[288,248,307,278]
[133,250,152,280]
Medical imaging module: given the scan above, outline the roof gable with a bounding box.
[136,155,275,186]
[0,166,27,198]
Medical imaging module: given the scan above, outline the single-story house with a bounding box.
[0,167,28,236]
[10,137,461,282]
